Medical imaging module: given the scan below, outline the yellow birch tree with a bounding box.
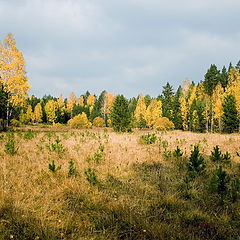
[45,100,57,123]
[0,33,30,123]
[34,102,43,123]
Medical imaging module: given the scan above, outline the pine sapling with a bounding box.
[48,160,61,173]
[188,145,205,178]
[68,160,76,176]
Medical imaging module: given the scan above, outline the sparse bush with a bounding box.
[93,117,105,127]
[85,168,99,185]
[68,112,92,129]
[46,136,65,153]
[5,132,18,155]
[154,117,175,131]
[140,133,157,145]
[23,129,35,140]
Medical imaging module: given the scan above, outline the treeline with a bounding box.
[3,60,240,133]
[0,34,240,133]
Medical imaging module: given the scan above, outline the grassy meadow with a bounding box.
[0,126,240,239]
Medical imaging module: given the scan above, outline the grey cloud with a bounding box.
[0,0,240,98]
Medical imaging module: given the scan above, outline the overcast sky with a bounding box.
[0,0,240,98]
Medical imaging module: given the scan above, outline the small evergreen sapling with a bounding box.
[210,145,231,163]
[188,145,205,178]
[48,160,61,173]
[68,160,76,176]
[5,132,18,155]
[209,166,230,204]
[85,168,99,186]
[173,146,183,158]
[210,145,222,162]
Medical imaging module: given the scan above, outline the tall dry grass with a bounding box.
[0,126,240,239]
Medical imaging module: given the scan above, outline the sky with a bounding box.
[0,0,240,98]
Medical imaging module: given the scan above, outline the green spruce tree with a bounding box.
[172,86,183,129]
[219,66,228,89]
[160,82,174,121]
[203,64,220,96]
[222,94,239,133]
[110,95,131,132]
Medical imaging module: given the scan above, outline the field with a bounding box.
[0,126,240,240]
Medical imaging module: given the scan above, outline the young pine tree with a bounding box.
[110,95,131,132]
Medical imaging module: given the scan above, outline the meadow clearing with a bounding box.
[0,126,240,240]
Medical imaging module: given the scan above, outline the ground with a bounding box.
[0,126,240,239]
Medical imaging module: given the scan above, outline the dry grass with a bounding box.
[0,127,240,239]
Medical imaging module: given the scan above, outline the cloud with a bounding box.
[0,0,240,98]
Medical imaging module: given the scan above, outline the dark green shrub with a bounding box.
[230,177,240,203]
[85,168,99,186]
[140,133,157,145]
[23,129,35,140]
[209,166,230,204]
[68,160,76,177]
[5,132,18,155]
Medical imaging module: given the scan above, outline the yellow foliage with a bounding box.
[107,119,112,127]
[212,83,224,120]
[57,94,65,115]
[26,105,33,123]
[180,96,188,130]
[77,96,84,106]
[66,92,76,113]
[45,100,57,123]
[154,117,175,131]
[134,95,147,122]
[34,103,43,123]
[93,117,105,127]
[102,92,115,115]
[87,94,95,106]
[68,112,92,129]
[226,68,240,114]
[145,99,162,127]
[53,122,63,127]
[0,33,30,106]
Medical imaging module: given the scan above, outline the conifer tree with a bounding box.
[161,82,174,121]
[90,91,105,121]
[172,86,183,129]
[236,60,240,72]
[222,94,239,133]
[110,95,131,132]
[219,66,228,89]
